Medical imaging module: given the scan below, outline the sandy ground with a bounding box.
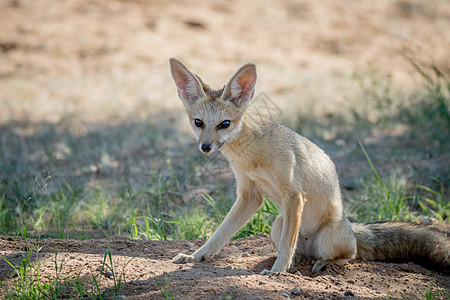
[1,0,450,299]
[1,234,449,299]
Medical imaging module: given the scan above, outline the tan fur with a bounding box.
[169,58,450,275]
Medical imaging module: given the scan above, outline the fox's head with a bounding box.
[169,58,257,155]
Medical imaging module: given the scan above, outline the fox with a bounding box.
[168,57,449,275]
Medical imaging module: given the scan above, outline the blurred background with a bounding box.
[0,0,449,238]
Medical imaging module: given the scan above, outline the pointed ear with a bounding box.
[169,58,206,107]
[221,63,257,108]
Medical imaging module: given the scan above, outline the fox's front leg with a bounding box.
[261,193,305,275]
[173,179,262,264]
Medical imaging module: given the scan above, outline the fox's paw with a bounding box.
[259,269,280,276]
[312,258,349,273]
[172,253,196,264]
[312,259,328,273]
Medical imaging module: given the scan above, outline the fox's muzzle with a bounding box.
[200,143,212,154]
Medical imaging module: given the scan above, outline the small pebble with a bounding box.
[225,265,232,270]
[252,296,263,300]
[292,286,301,295]
[399,263,410,271]
[281,290,290,297]
[344,290,354,297]
[104,271,113,278]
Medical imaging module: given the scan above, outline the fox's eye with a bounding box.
[217,120,230,130]
[194,119,204,128]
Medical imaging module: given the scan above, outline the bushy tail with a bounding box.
[351,221,449,272]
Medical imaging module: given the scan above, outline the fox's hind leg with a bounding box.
[310,216,357,273]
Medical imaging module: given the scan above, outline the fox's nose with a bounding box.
[201,143,212,153]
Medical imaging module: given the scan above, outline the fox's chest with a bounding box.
[241,168,283,206]
[223,146,285,204]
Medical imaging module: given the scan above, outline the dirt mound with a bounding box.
[1,234,448,299]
